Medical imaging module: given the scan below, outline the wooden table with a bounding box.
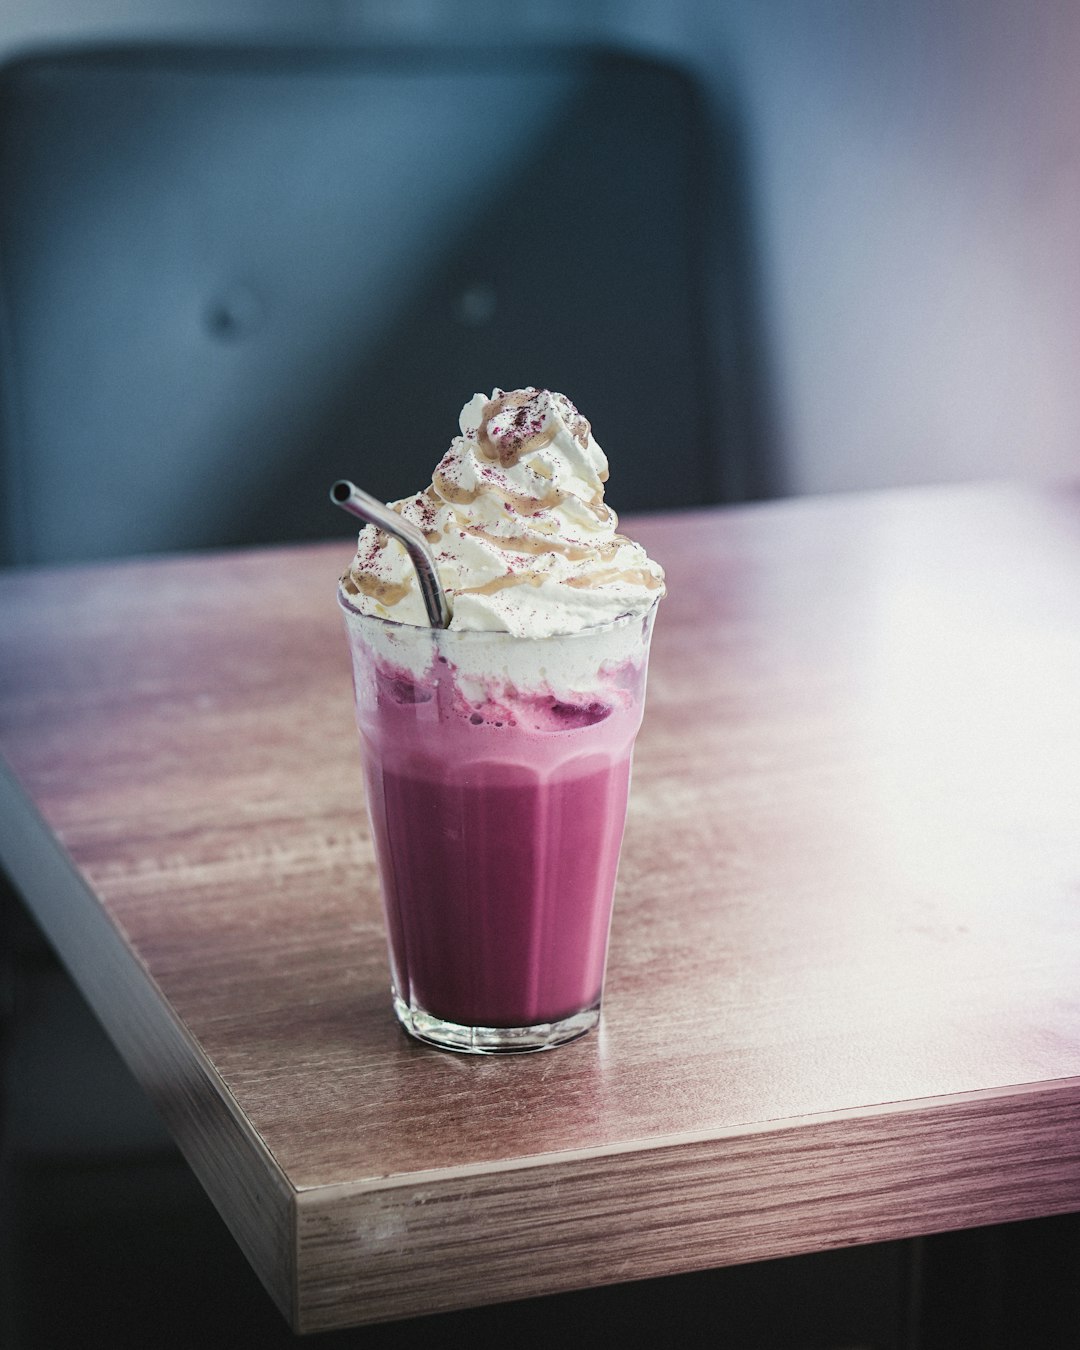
[2,481,1079,1333]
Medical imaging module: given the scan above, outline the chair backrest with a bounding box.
[0,41,743,565]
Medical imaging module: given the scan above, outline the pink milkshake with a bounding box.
[337,388,664,1052]
[340,600,656,1049]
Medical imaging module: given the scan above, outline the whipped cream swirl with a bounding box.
[341,387,665,637]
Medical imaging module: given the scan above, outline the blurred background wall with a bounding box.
[2,0,1080,556]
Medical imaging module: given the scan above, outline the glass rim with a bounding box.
[336,579,660,642]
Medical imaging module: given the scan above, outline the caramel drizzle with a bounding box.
[456,564,663,600]
[476,389,591,467]
[432,473,481,506]
[343,569,413,606]
[468,526,599,561]
[565,566,665,591]
[455,572,545,597]
[433,463,613,533]
[434,467,569,517]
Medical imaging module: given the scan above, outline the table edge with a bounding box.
[292,1077,1080,1330]
[0,758,300,1325]
[296,1072,1080,1198]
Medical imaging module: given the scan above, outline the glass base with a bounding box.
[392,992,600,1054]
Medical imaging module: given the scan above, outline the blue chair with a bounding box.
[0,39,770,566]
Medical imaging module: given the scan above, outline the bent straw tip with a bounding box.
[327,475,450,628]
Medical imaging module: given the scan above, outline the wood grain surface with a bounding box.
[2,481,1079,1331]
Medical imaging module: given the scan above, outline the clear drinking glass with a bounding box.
[338,588,658,1053]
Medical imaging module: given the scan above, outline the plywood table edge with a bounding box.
[296,1073,1080,1197]
[0,759,300,1327]
[290,1078,1080,1331]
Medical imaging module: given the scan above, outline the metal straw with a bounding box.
[330,479,451,629]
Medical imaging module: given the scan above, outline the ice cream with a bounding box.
[340,387,665,637]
